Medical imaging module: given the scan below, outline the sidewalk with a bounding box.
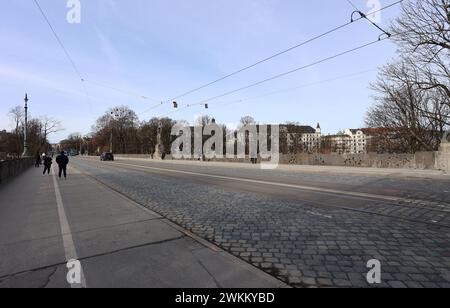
[0,165,286,288]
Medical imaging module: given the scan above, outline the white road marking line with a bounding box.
[110,161,431,204]
[51,165,87,288]
[307,211,333,219]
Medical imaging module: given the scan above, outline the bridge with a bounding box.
[0,157,449,288]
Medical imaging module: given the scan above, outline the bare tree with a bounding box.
[239,116,256,128]
[366,0,450,153]
[391,0,450,100]
[94,106,139,154]
[366,60,450,152]
[8,106,24,154]
[8,106,24,135]
[40,116,63,147]
[195,115,213,127]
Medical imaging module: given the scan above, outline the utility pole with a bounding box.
[22,94,30,157]
[110,128,113,153]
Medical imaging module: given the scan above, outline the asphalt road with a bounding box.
[69,157,450,288]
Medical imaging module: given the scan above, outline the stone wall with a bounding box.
[415,151,437,170]
[0,158,34,185]
[280,153,425,169]
[114,154,154,159]
[114,151,448,171]
[436,143,450,173]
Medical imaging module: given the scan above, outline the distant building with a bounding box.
[322,134,352,154]
[281,123,322,153]
[344,129,367,154]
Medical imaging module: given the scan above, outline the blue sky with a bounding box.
[0,0,403,143]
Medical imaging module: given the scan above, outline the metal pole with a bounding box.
[110,127,113,153]
[22,94,29,157]
[109,111,114,153]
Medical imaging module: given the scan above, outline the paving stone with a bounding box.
[388,281,408,288]
[317,278,333,287]
[72,159,450,289]
[333,279,352,287]
[404,281,423,288]
[301,277,317,286]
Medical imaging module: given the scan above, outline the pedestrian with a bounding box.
[43,154,52,175]
[35,151,41,168]
[56,151,69,179]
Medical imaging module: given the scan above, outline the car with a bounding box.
[100,152,114,161]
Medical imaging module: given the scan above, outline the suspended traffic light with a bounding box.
[205,104,209,109]
[173,101,178,108]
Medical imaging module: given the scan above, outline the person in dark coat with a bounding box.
[35,152,42,168]
[43,154,52,175]
[56,151,69,179]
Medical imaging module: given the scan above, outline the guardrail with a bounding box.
[0,158,34,185]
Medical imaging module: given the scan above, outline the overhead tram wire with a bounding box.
[138,101,168,117]
[33,0,93,111]
[191,37,389,106]
[159,21,436,119]
[162,0,403,104]
[346,0,405,40]
[159,104,191,119]
[158,24,420,118]
[191,68,378,111]
[82,79,161,103]
[33,0,402,119]
[165,22,354,102]
[345,0,359,11]
[33,0,162,114]
[118,0,403,118]
[153,37,388,119]
[157,0,405,118]
[145,19,363,114]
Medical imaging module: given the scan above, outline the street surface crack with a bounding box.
[41,266,58,288]
[77,235,186,262]
[190,250,222,288]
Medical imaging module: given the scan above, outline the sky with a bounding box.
[0,0,404,143]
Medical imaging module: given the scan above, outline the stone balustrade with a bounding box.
[0,158,34,185]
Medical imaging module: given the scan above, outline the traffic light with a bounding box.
[173,101,178,108]
[205,104,209,109]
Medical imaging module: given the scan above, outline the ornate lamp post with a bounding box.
[109,118,113,153]
[22,94,31,157]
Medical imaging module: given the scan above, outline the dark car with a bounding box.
[100,152,114,161]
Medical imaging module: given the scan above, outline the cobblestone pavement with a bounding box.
[71,158,450,288]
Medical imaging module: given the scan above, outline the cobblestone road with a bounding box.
[71,158,450,288]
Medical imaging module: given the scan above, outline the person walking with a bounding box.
[35,151,41,168]
[56,151,69,179]
[42,154,52,175]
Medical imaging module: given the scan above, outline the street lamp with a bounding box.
[22,94,30,157]
[110,111,114,153]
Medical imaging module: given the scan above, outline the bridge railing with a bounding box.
[0,158,34,185]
